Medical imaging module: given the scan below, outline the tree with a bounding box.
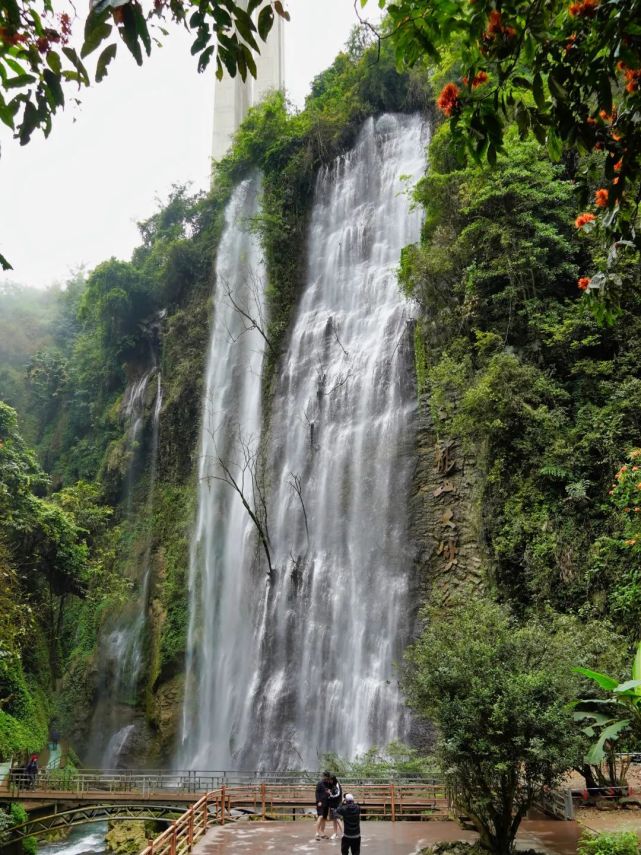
[404,600,590,855]
[363,0,641,313]
[0,0,290,269]
[574,640,641,787]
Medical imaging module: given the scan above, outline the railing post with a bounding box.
[261,782,266,820]
[221,786,226,825]
[390,783,396,822]
[188,809,194,846]
[203,794,209,833]
[170,823,177,855]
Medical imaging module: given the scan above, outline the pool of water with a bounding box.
[37,823,109,855]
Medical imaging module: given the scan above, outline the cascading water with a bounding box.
[182,114,427,769]
[180,175,267,768]
[242,113,428,768]
[87,360,163,767]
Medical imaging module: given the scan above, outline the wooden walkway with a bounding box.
[192,819,582,855]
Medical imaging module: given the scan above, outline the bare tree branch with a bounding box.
[287,472,310,548]
[221,277,278,359]
[201,419,274,579]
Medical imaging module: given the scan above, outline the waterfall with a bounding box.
[181,114,427,770]
[180,175,267,768]
[87,358,163,767]
[243,113,428,768]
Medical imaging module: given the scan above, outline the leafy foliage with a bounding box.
[578,831,640,855]
[365,0,641,309]
[405,599,610,855]
[402,121,641,629]
[0,0,289,148]
[573,640,641,783]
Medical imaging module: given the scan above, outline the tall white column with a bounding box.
[211,10,285,163]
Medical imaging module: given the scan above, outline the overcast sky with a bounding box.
[0,1,381,291]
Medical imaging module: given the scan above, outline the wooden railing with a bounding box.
[139,782,450,855]
[140,793,212,855]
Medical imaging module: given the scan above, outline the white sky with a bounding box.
[0,0,381,290]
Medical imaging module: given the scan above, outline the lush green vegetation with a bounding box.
[401,121,641,634]
[366,0,641,311]
[405,599,621,854]
[2,21,641,852]
[578,831,640,855]
[0,34,426,762]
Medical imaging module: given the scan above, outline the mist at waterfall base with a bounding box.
[181,113,428,770]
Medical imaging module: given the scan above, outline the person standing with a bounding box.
[314,770,331,840]
[328,775,343,839]
[25,755,38,789]
[336,793,361,854]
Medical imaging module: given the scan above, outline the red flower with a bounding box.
[577,277,591,291]
[595,188,609,207]
[569,0,599,16]
[463,71,489,89]
[437,83,461,117]
[614,159,623,172]
[575,212,596,229]
[487,10,503,34]
[36,36,50,53]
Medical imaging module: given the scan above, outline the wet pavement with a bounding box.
[193,819,582,855]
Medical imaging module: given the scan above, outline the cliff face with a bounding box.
[411,399,487,607]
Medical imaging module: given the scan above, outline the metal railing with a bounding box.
[2,768,440,798]
[139,782,450,855]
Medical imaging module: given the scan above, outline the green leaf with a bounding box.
[43,69,64,108]
[0,252,13,271]
[598,73,612,114]
[585,719,630,765]
[46,51,62,75]
[614,679,641,694]
[532,72,545,110]
[574,667,620,691]
[5,74,37,89]
[546,130,562,162]
[95,43,117,82]
[81,18,112,58]
[62,47,90,86]
[631,641,641,692]
[548,72,567,102]
[118,5,143,66]
[257,6,274,42]
[19,99,39,145]
[197,45,215,74]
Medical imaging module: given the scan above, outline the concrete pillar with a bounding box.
[211,6,285,164]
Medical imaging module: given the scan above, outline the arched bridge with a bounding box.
[4,803,183,845]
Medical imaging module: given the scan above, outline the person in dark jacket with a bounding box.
[336,793,361,855]
[25,755,38,789]
[328,775,343,839]
[314,771,332,840]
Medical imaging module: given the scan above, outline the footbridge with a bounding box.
[0,771,450,849]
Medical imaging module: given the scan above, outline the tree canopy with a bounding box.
[405,599,613,855]
[365,0,641,313]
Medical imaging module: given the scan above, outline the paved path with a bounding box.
[192,820,581,855]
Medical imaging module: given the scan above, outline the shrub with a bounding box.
[578,832,639,855]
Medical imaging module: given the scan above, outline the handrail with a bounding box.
[139,792,212,855]
[2,769,440,797]
[139,783,450,854]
